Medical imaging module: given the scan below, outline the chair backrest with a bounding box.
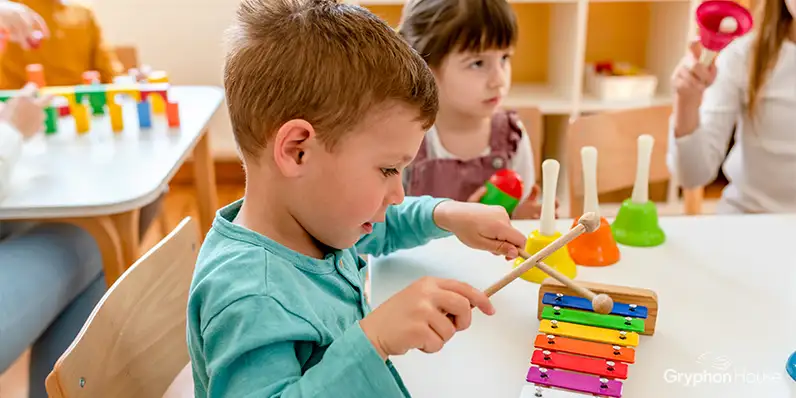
[45,217,199,398]
[566,105,672,217]
[114,46,139,71]
[512,106,544,183]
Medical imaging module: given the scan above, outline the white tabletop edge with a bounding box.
[0,85,224,220]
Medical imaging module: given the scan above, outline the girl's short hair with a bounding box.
[398,0,518,68]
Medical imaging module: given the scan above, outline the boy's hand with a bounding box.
[0,84,51,139]
[360,276,494,359]
[433,200,527,260]
[0,2,49,49]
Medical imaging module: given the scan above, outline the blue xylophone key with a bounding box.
[542,292,648,318]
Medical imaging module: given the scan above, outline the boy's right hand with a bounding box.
[360,276,495,360]
[0,2,48,49]
[0,84,51,139]
[671,40,717,110]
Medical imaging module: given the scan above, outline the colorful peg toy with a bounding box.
[0,64,182,136]
[480,169,523,214]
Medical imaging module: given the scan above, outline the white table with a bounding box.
[0,85,223,285]
[370,214,796,397]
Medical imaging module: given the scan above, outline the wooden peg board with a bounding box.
[537,278,659,335]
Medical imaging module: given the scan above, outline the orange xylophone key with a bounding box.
[531,349,629,379]
[533,334,635,363]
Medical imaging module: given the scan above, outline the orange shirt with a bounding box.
[0,0,123,89]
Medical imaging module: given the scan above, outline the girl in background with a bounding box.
[399,0,548,219]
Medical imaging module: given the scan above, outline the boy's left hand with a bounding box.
[433,200,527,260]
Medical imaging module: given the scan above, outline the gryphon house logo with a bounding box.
[663,351,782,386]
[696,352,733,371]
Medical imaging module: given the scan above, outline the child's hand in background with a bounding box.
[360,276,494,359]
[0,2,48,49]
[511,184,558,219]
[0,84,51,139]
[433,200,526,260]
[466,186,486,203]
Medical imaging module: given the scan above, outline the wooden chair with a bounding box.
[45,217,199,398]
[566,105,673,217]
[513,106,545,183]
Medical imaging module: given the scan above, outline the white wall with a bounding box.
[91,0,241,159]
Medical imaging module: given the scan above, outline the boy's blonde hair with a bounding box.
[224,0,438,160]
[398,0,518,68]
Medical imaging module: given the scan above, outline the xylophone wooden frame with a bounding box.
[537,278,659,336]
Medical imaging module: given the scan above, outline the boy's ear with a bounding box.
[272,119,316,177]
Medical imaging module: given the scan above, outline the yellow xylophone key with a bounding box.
[539,319,639,347]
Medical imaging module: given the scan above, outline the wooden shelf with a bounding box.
[504,84,573,114]
[579,93,672,112]
[351,0,734,174]
[357,0,701,117]
[580,1,691,108]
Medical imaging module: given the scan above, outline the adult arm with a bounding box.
[668,42,746,188]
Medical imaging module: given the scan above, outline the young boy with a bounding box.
[186,0,529,396]
[0,0,122,88]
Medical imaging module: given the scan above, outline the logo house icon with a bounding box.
[696,352,733,371]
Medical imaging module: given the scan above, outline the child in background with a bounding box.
[668,0,796,214]
[186,0,528,396]
[0,0,164,238]
[0,8,107,397]
[0,0,122,88]
[398,0,545,219]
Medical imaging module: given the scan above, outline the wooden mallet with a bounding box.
[483,212,615,314]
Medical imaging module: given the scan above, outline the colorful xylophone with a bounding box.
[523,279,658,397]
[0,81,180,135]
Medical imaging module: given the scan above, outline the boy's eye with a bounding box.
[381,168,399,177]
[502,53,511,62]
[469,60,484,69]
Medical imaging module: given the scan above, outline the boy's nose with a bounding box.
[386,177,405,206]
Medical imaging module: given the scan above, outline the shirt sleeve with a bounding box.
[355,195,452,257]
[200,295,405,397]
[0,44,27,89]
[0,121,23,199]
[510,126,536,202]
[87,9,124,82]
[667,41,745,189]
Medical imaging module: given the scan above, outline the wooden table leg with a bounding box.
[111,209,141,269]
[683,187,704,215]
[192,130,219,237]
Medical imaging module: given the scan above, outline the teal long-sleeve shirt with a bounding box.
[187,196,452,397]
